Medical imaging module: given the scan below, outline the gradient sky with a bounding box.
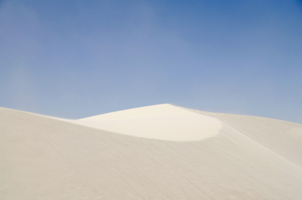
[1,0,302,123]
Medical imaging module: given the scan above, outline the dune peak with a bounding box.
[75,104,223,141]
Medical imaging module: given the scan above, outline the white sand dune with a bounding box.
[76,104,222,141]
[1,104,302,199]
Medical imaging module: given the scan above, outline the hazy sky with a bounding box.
[1,0,302,123]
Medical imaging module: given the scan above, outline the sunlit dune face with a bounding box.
[76,104,223,141]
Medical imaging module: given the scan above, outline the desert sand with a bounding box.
[76,104,222,141]
[1,104,302,199]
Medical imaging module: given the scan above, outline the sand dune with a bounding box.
[76,104,222,141]
[1,104,302,199]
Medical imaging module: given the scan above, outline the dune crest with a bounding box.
[75,104,223,141]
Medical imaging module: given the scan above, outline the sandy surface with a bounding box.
[76,104,222,141]
[1,104,302,199]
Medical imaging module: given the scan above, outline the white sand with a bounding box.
[76,104,222,141]
[1,104,302,200]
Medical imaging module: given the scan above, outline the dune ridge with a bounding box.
[75,104,223,141]
[1,104,302,200]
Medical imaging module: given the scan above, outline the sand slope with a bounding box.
[76,104,222,141]
[1,104,302,199]
[189,108,302,168]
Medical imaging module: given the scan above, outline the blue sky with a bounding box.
[1,0,302,123]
